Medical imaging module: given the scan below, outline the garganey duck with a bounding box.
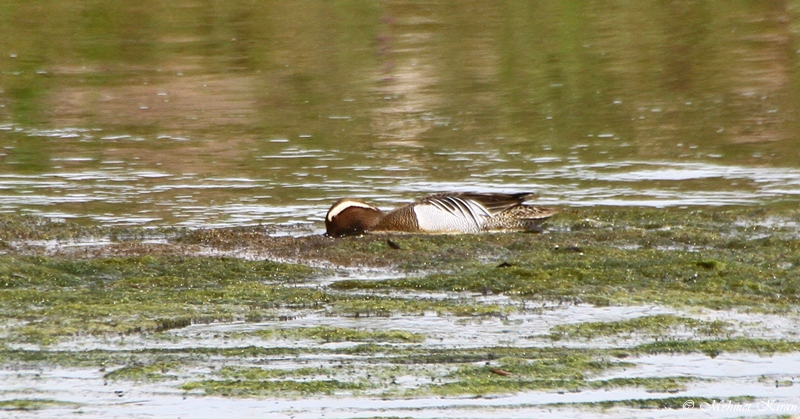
[325,192,558,237]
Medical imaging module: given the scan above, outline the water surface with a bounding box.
[1,1,800,228]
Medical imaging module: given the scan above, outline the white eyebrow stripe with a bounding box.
[326,200,377,222]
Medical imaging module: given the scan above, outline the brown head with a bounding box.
[325,198,384,237]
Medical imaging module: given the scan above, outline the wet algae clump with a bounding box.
[0,208,799,409]
[103,361,181,382]
[0,399,80,411]
[549,314,732,340]
[181,379,367,397]
[249,326,425,343]
[330,207,800,312]
[547,396,757,410]
[332,249,800,311]
[0,255,322,344]
[634,338,800,358]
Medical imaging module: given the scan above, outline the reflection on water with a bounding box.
[2,124,799,228]
[1,1,800,228]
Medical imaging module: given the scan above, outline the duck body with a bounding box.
[325,192,558,237]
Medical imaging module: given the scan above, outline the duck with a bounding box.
[325,192,558,237]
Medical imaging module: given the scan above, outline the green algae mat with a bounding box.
[1,207,799,418]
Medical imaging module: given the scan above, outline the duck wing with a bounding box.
[375,192,554,233]
[418,192,531,216]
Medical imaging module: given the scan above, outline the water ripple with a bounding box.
[0,159,797,229]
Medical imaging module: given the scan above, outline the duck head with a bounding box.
[325,198,384,237]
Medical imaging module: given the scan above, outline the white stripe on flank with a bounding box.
[326,200,378,222]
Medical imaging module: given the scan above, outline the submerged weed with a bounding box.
[252,326,425,343]
[331,244,800,311]
[0,209,799,405]
[330,298,514,318]
[104,362,180,382]
[633,338,800,357]
[547,396,756,410]
[216,366,323,380]
[0,398,79,411]
[181,379,367,396]
[549,315,732,340]
[0,255,320,344]
[588,376,694,393]
[421,354,634,395]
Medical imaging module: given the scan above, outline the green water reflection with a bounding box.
[1,1,799,226]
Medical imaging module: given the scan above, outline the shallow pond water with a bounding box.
[2,1,800,228]
[3,346,799,419]
[3,1,800,418]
